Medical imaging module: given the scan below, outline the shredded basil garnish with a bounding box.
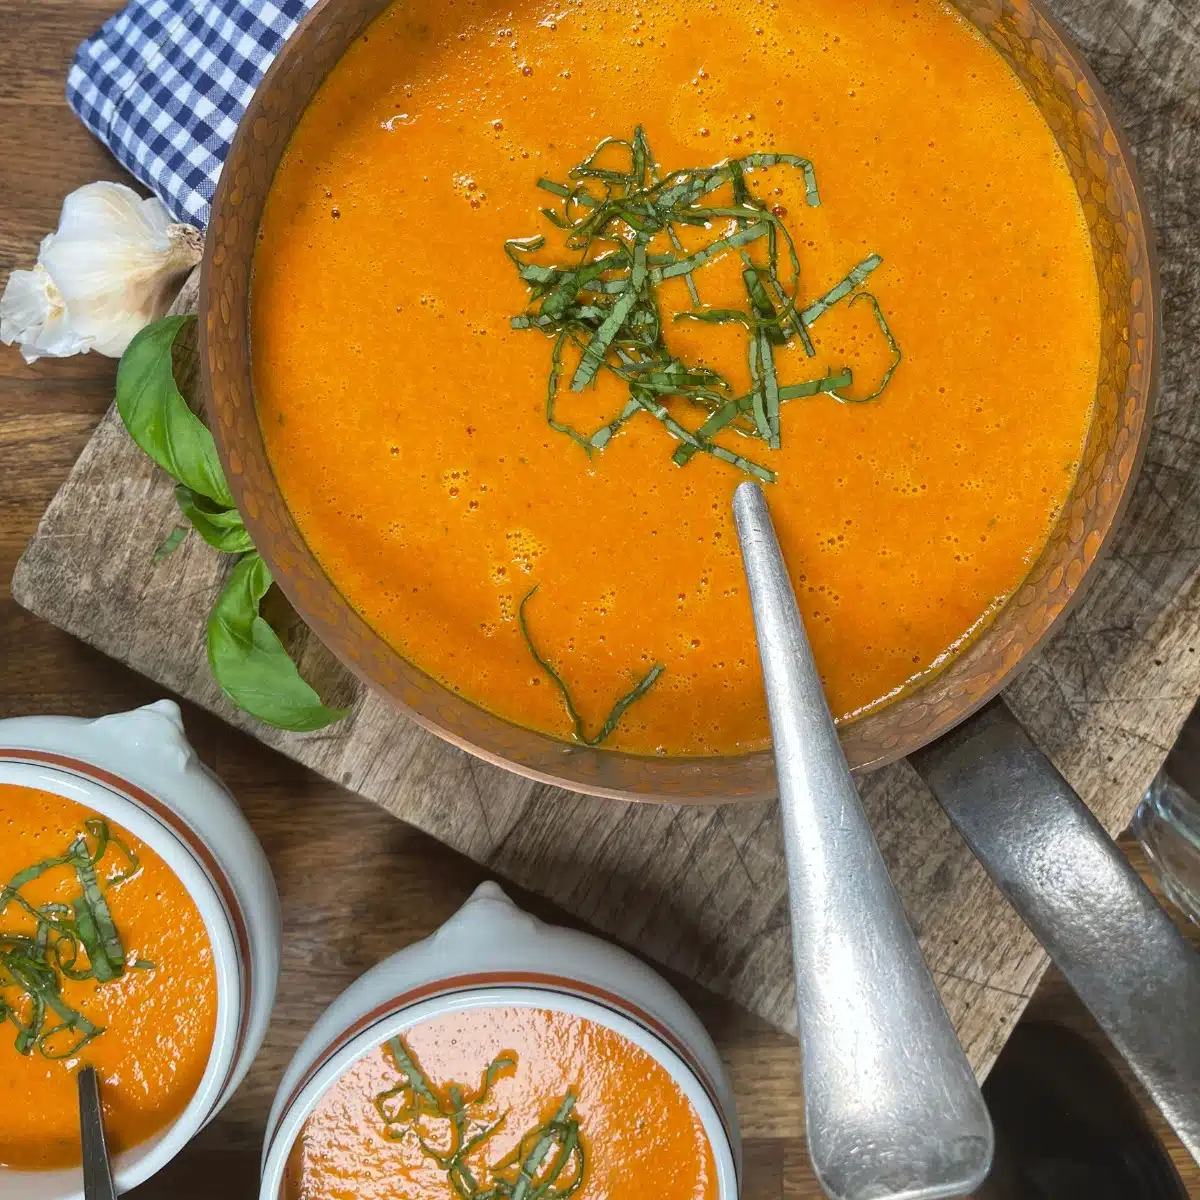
[518,586,664,747]
[507,127,901,483]
[375,1035,585,1200]
[0,818,150,1059]
[830,292,903,404]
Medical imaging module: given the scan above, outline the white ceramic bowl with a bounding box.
[261,881,741,1199]
[0,700,281,1199]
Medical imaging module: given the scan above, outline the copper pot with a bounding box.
[200,0,1157,805]
[201,0,1200,1166]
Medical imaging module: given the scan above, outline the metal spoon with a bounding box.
[732,481,993,1200]
[78,1067,118,1200]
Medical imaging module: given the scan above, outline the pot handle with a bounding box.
[911,697,1200,1159]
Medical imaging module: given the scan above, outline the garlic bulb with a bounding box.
[0,182,202,364]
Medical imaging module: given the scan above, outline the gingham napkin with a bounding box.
[68,0,315,227]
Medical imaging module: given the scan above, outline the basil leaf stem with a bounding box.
[153,525,189,563]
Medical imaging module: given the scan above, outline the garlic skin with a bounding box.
[0,182,202,364]
[0,256,90,361]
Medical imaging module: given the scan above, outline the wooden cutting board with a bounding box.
[11,0,1200,1078]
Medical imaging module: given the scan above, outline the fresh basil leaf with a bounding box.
[153,525,189,563]
[71,896,121,983]
[207,553,349,732]
[116,315,234,508]
[174,486,254,555]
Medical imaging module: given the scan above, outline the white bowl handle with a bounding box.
[86,701,196,776]
[433,881,541,951]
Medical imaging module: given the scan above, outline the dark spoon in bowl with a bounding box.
[78,1067,117,1200]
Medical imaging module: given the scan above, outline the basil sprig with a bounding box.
[116,315,348,733]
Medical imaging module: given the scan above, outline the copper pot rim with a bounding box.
[200,0,1160,804]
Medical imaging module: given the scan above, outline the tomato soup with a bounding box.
[0,782,217,1169]
[284,1006,718,1200]
[252,0,1099,755]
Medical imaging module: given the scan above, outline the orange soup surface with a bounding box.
[253,0,1100,755]
[0,783,217,1169]
[285,1006,718,1200]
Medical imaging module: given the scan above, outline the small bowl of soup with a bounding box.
[261,882,739,1200]
[0,700,281,1198]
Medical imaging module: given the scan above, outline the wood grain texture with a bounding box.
[0,0,1198,1197]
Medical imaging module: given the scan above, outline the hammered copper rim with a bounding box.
[201,0,1159,803]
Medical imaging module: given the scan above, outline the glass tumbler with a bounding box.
[1133,770,1200,925]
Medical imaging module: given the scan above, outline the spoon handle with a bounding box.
[78,1067,118,1200]
[732,482,992,1200]
[911,698,1200,1161]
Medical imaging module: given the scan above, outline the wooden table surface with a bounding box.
[2,2,1199,1197]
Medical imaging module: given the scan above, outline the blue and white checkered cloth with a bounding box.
[68,0,316,228]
